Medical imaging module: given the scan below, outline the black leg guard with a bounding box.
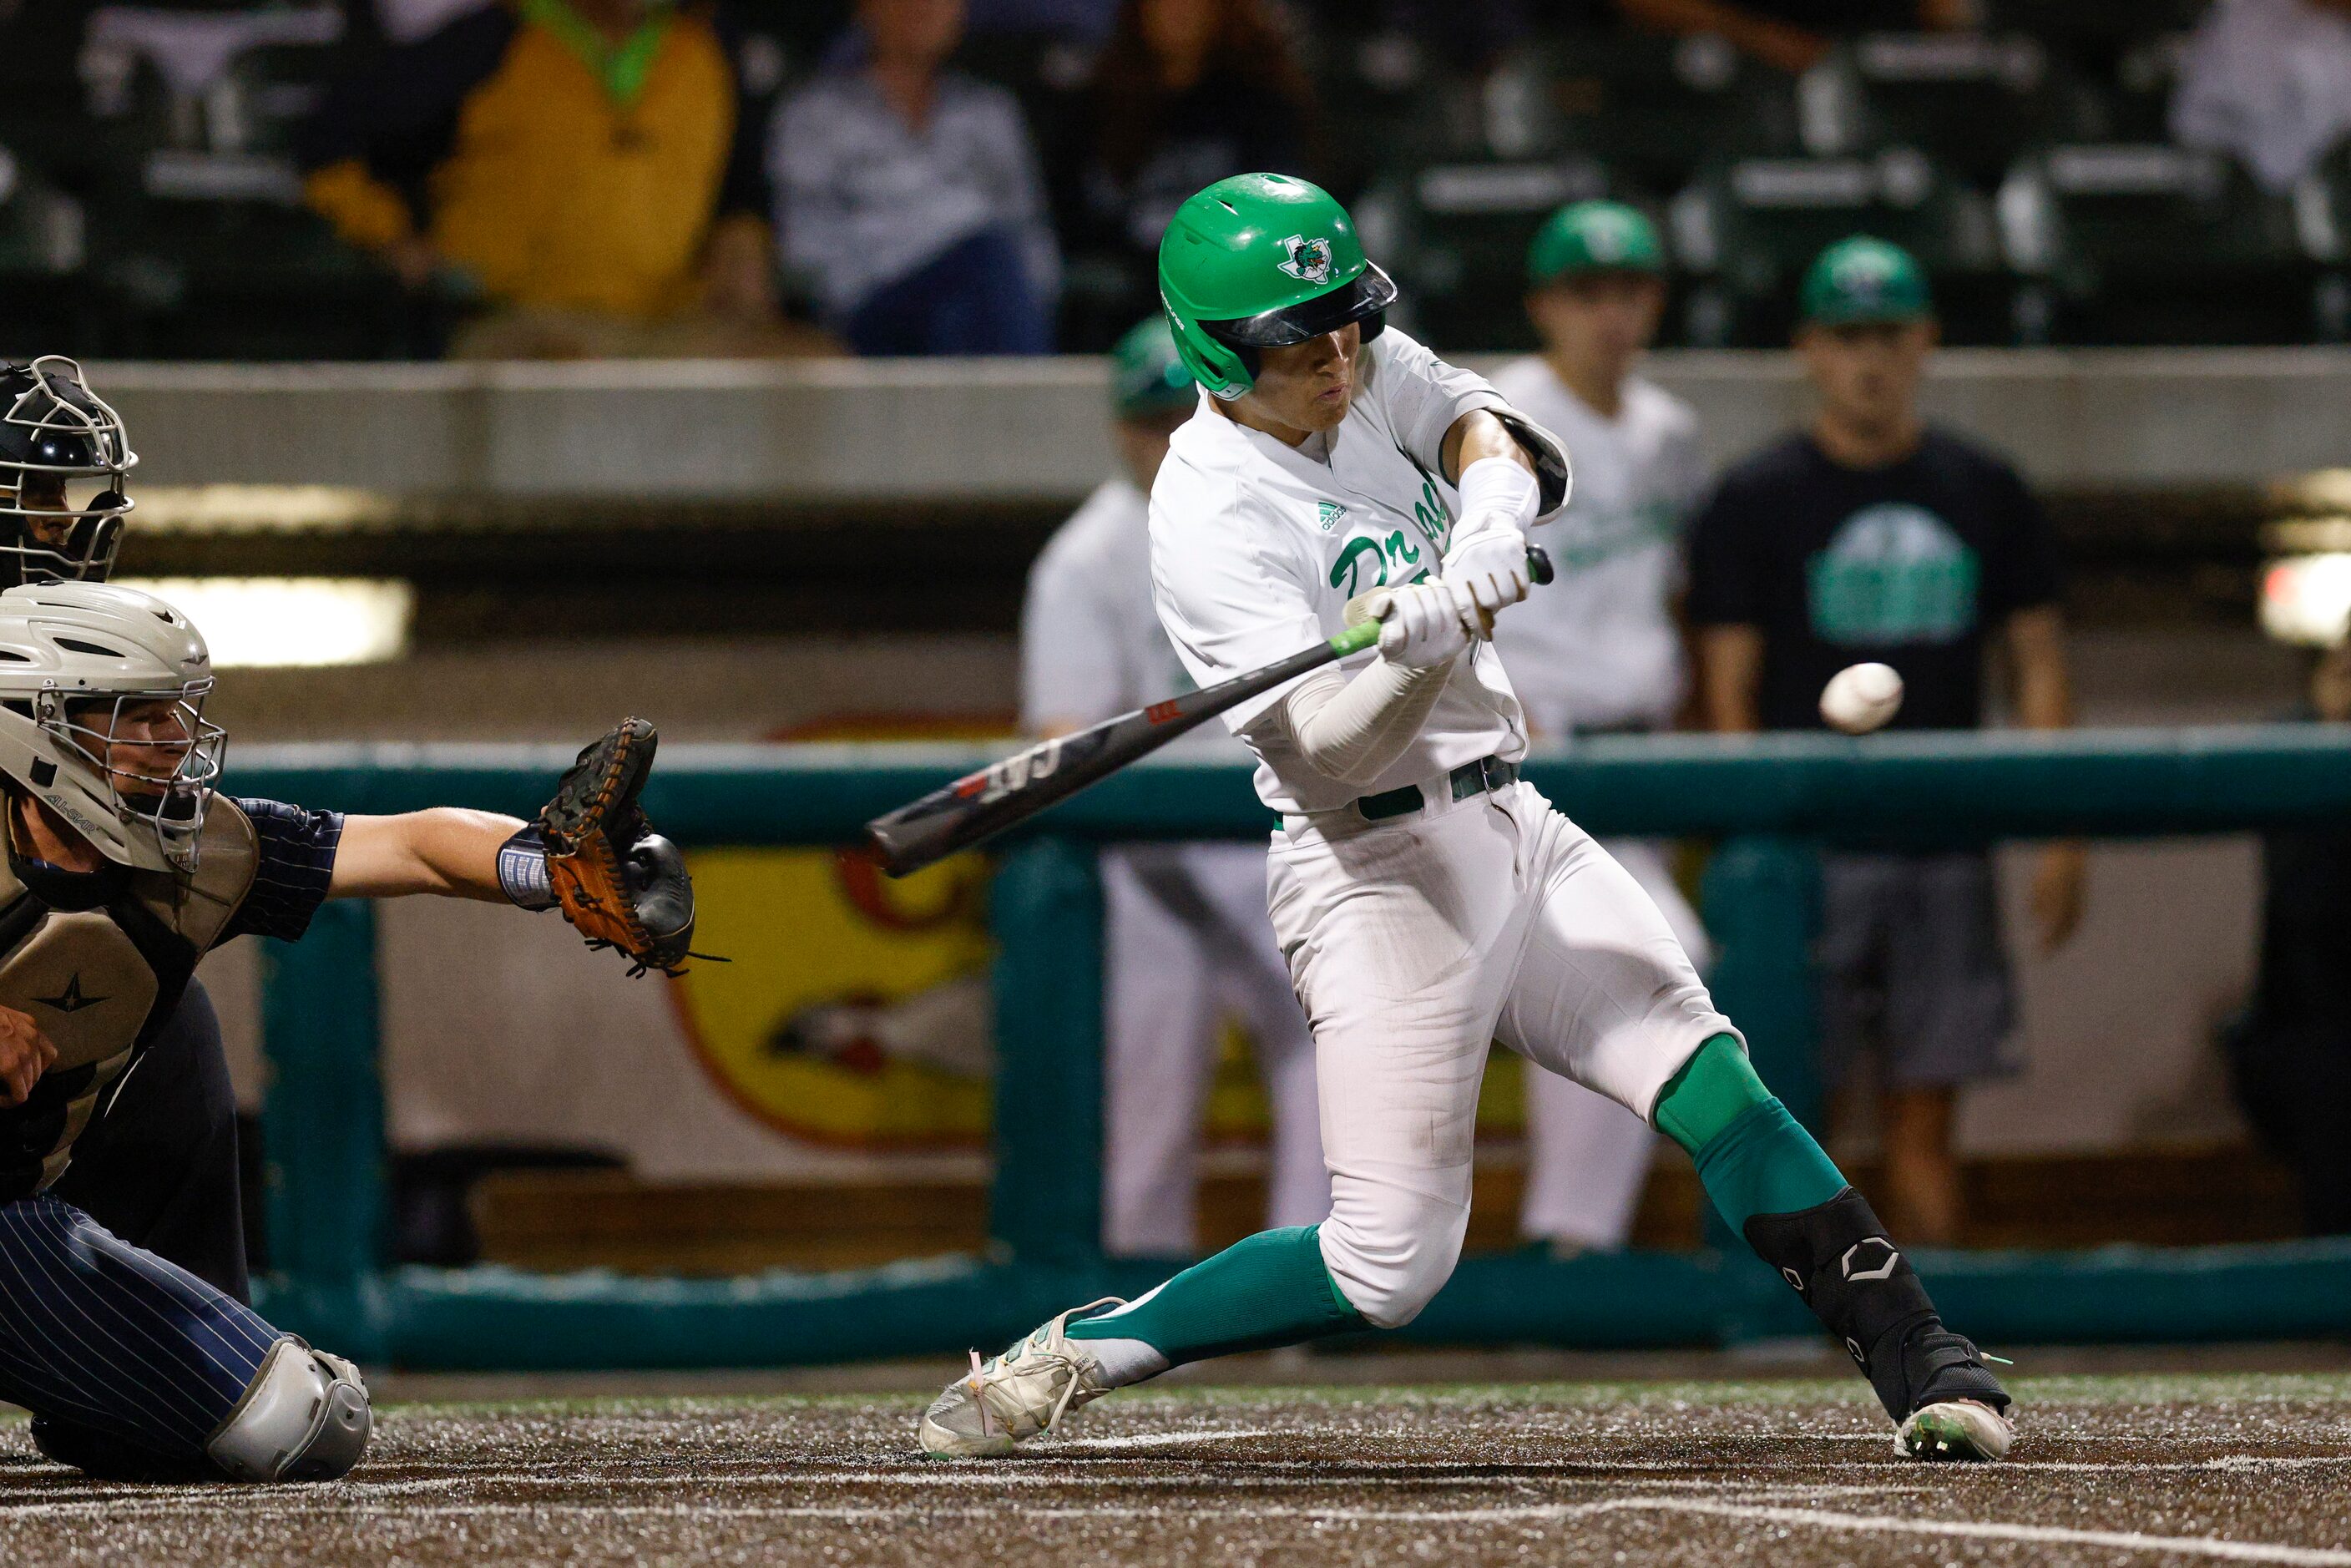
[1742,1187,2010,1422]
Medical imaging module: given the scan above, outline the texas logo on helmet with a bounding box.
[1277,235,1333,284]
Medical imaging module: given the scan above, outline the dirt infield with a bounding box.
[4,1372,2349,1565]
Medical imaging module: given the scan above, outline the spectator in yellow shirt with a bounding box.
[298,0,825,357]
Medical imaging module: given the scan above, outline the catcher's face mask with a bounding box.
[53,687,226,870]
[0,358,133,588]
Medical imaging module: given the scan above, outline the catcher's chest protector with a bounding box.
[0,800,258,1199]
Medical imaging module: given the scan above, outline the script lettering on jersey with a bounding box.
[957,736,1065,804]
[1409,473,1451,553]
[1329,531,1428,596]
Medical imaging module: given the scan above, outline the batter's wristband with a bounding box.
[497,827,557,910]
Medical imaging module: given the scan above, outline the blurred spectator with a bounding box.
[1025,318,1327,1256]
[297,0,815,359]
[2221,632,2351,1235]
[1687,236,2082,1245]
[772,0,1059,357]
[1489,203,1711,1257]
[2171,0,2351,193]
[1074,0,1316,319]
[1613,0,1972,74]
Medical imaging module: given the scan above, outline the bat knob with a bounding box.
[1526,545,1555,587]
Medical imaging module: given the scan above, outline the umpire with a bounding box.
[1686,237,2085,1245]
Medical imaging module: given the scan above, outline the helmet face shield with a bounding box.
[0,357,135,588]
[44,683,225,871]
[1204,264,1399,348]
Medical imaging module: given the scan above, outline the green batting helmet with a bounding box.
[1107,316,1196,421]
[1157,172,1398,401]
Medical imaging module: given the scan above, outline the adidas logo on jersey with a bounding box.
[1316,500,1347,532]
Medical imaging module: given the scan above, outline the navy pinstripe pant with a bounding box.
[0,1194,277,1464]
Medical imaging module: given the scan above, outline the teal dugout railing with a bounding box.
[235,728,2351,1368]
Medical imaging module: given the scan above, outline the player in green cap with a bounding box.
[1801,234,1934,327]
[923,184,2013,1465]
[1687,235,2082,1255]
[1021,317,1330,1266]
[1494,202,1720,1261]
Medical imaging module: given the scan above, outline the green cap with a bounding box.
[1527,200,1666,284]
[1800,235,1932,326]
[1108,316,1196,421]
[1157,172,1397,400]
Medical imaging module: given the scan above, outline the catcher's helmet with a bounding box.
[1157,173,1397,400]
[0,357,134,589]
[0,581,223,873]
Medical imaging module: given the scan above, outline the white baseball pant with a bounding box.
[1267,781,1735,1328]
[1102,843,1329,1257]
[1518,837,1712,1250]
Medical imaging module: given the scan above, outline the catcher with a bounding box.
[0,579,693,1483]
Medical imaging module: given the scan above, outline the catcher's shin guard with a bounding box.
[205,1337,373,1482]
[1742,1187,2010,1424]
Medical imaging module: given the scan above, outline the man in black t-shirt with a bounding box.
[1687,237,2085,1246]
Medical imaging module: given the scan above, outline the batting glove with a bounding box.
[1373,580,1477,670]
[1440,456,1540,630]
[1441,531,1532,630]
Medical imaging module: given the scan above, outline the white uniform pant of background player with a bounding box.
[1103,844,1328,1256]
[1519,838,1711,1250]
[1267,782,1735,1328]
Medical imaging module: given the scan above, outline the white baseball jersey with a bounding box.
[1149,329,1525,814]
[1486,361,1706,736]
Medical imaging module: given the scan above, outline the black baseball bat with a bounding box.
[863,548,1553,877]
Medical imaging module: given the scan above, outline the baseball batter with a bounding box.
[920,174,2011,1463]
[1489,201,1711,1255]
[1024,318,1327,1257]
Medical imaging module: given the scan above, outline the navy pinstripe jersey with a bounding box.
[218,798,342,944]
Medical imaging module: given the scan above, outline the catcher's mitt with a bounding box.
[535,718,700,975]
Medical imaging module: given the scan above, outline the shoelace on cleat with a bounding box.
[964,1351,994,1439]
[959,1303,1121,1442]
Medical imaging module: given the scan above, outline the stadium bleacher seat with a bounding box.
[1800,32,2091,183]
[1361,157,1618,352]
[1509,31,1802,192]
[1671,149,2010,346]
[71,2,430,357]
[1998,143,2332,345]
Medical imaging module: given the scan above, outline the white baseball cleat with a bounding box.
[917,1298,1123,1459]
[1897,1398,2015,1461]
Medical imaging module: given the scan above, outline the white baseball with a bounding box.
[1820,662,1904,734]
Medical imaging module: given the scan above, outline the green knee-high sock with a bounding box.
[1065,1226,1366,1367]
[1656,1034,1845,1229]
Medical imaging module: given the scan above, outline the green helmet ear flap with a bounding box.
[1165,306,1255,398]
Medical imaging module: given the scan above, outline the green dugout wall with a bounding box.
[236,728,2351,1368]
